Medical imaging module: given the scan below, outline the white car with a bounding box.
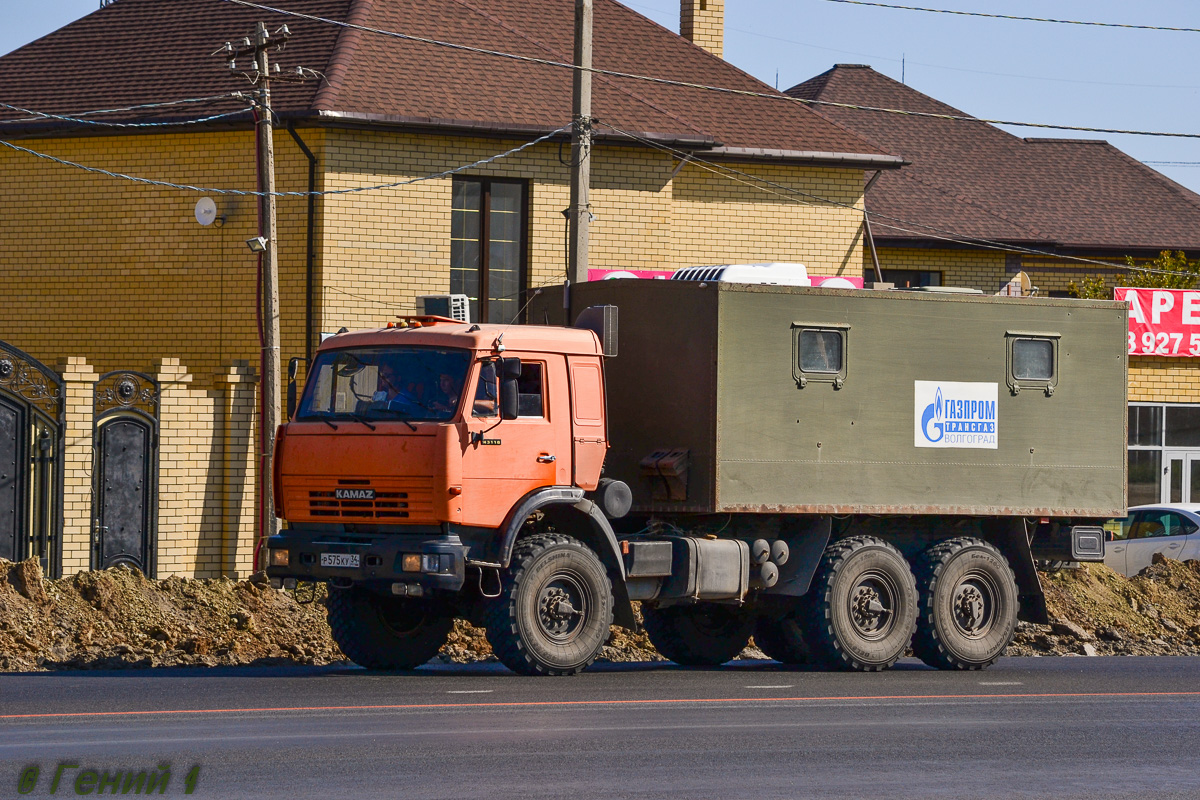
[1102,504,1200,577]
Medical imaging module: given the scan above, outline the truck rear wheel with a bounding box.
[484,534,613,676]
[803,536,918,671]
[326,588,454,670]
[753,613,811,665]
[912,538,1018,670]
[642,604,755,666]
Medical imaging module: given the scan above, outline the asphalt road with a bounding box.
[2,656,1198,799]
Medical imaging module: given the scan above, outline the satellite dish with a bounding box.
[997,271,1034,297]
[1016,271,1032,295]
[194,197,218,226]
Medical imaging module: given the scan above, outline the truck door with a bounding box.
[460,355,571,528]
[568,357,606,490]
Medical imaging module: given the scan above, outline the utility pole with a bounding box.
[220,22,296,553]
[254,21,283,544]
[568,0,593,288]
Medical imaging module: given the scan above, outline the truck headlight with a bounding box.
[269,548,290,567]
[422,554,441,573]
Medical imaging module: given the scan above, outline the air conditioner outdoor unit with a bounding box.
[418,294,470,322]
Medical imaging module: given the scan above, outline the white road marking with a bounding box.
[446,690,495,694]
[978,681,1023,685]
[744,685,794,689]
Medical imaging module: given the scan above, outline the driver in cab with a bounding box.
[372,361,423,410]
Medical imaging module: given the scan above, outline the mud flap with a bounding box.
[983,517,1050,624]
[763,515,832,598]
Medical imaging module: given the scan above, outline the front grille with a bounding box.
[309,489,412,519]
[285,477,435,522]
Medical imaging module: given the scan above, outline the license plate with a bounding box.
[320,553,360,568]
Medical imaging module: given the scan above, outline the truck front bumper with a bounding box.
[264,530,467,595]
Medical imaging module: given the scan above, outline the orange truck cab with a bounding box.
[266,310,633,675]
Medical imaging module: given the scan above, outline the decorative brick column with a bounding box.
[217,360,258,579]
[57,357,96,575]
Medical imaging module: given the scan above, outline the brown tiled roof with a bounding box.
[787,64,1200,255]
[0,0,892,163]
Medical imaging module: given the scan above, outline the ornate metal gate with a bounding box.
[0,341,64,576]
[92,372,159,576]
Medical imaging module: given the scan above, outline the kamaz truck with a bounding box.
[265,277,1126,675]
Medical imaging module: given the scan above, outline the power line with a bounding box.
[220,0,1200,140]
[595,119,1188,279]
[0,124,570,196]
[624,1,1200,90]
[797,97,1200,140]
[817,0,1200,34]
[0,98,248,129]
[1146,161,1200,167]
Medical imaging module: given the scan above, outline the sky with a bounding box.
[3,0,1199,194]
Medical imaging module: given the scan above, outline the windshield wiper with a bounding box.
[346,413,377,431]
[319,417,338,430]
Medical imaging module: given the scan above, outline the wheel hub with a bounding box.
[850,576,894,639]
[537,580,586,642]
[951,577,995,638]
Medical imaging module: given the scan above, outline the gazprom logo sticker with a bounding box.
[915,381,998,449]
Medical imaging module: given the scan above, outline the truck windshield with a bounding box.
[296,346,471,423]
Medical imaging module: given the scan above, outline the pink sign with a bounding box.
[587,269,864,288]
[1116,287,1200,357]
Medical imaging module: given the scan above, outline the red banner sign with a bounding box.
[1116,287,1200,357]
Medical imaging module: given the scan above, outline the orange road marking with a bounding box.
[2,691,1200,721]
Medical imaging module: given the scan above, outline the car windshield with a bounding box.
[296,346,471,423]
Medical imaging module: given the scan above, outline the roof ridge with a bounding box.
[786,82,902,164]
[312,0,375,112]
[446,0,707,139]
[895,169,1053,242]
[1101,144,1200,218]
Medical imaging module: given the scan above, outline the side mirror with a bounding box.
[500,357,521,420]
[287,357,303,419]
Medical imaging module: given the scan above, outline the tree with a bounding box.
[1068,250,1200,298]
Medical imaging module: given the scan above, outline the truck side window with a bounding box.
[1013,339,1053,380]
[473,361,499,417]
[517,362,545,417]
[791,323,849,389]
[799,330,842,373]
[1006,332,1059,395]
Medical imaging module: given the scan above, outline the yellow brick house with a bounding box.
[0,0,900,577]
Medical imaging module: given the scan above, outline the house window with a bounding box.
[874,269,942,288]
[1127,403,1200,504]
[451,178,528,323]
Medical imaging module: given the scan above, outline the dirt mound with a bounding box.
[2,555,1198,672]
[1008,556,1200,657]
[0,559,342,672]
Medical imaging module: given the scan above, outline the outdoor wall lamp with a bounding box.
[245,236,268,252]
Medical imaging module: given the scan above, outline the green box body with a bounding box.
[560,280,1127,519]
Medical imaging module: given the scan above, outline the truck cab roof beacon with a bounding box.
[671,262,810,286]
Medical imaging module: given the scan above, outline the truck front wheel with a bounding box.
[911,538,1018,670]
[803,536,918,671]
[642,604,754,666]
[326,588,454,670]
[485,534,614,676]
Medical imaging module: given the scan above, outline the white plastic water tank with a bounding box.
[670,262,811,286]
